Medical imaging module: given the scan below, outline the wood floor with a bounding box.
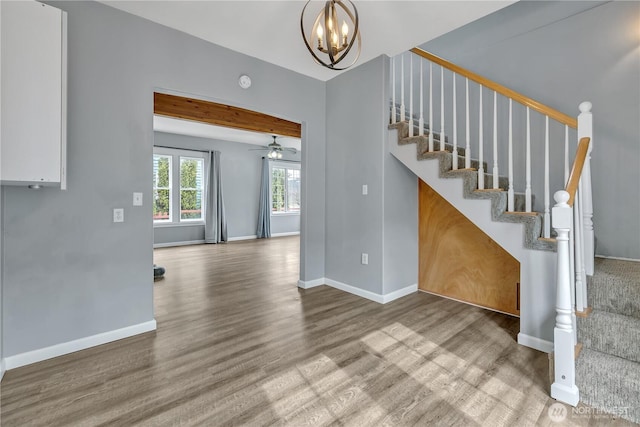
[0,237,634,426]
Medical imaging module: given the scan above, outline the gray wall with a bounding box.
[420,1,640,259]
[326,57,386,294]
[325,55,418,295]
[1,1,325,357]
[152,132,300,245]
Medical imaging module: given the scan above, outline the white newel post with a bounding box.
[578,102,594,276]
[551,190,580,406]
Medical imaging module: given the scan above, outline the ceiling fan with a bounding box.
[250,135,298,159]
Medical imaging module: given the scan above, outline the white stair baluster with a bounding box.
[574,188,585,313]
[478,85,484,190]
[409,55,414,137]
[429,63,434,152]
[465,78,470,169]
[440,66,445,151]
[564,125,569,184]
[551,190,580,407]
[525,107,532,212]
[508,99,514,211]
[492,91,499,189]
[578,179,588,309]
[391,57,396,124]
[400,54,405,123]
[578,102,594,276]
[566,123,576,327]
[452,74,458,170]
[544,116,551,238]
[419,59,424,136]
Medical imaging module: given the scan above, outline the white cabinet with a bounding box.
[1,1,67,188]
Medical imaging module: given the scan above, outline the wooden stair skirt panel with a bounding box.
[419,180,521,316]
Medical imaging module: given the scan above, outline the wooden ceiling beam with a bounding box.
[154,92,301,138]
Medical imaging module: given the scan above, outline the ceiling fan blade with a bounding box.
[284,147,298,153]
[248,148,270,151]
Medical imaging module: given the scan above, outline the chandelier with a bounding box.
[300,0,361,71]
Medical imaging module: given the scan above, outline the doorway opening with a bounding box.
[151,91,303,312]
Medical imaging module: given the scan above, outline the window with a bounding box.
[153,148,207,225]
[271,163,300,214]
[180,157,204,221]
[153,155,172,222]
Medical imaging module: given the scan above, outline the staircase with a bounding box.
[576,258,640,424]
[389,48,638,424]
[389,119,554,253]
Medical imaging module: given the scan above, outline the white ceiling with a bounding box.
[153,115,302,150]
[100,1,514,81]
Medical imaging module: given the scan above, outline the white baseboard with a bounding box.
[382,284,418,303]
[227,235,258,242]
[0,358,5,381]
[272,232,300,237]
[324,278,385,303]
[595,254,640,262]
[299,277,417,304]
[298,278,325,289]
[154,240,204,248]
[4,319,157,371]
[518,332,553,353]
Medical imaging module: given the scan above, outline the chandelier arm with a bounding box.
[331,1,359,66]
[325,1,336,66]
[300,1,334,68]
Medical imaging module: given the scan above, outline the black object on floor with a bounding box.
[154,264,165,280]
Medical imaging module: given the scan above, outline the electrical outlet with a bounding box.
[113,208,124,223]
[361,253,368,265]
[133,192,143,206]
[362,184,368,195]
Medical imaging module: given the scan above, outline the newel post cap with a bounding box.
[579,101,592,113]
[554,190,570,206]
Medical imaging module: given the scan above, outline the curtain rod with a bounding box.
[263,157,300,164]
[154,145,211,154]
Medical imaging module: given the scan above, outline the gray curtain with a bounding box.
[205,150,227,243]
[256,157,271,238]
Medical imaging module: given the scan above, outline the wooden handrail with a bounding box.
[410,47,578,129]
[565,137,590,206]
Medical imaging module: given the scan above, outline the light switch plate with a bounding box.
[362,184,368,195]
[113,208,124,223]
[133,192,143,206]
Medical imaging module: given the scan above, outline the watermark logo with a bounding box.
[548,402,631,423]
[548,402,568,423]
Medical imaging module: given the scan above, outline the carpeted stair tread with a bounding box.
[589,258,640,318]
[576,348,640,424]
[578,310,640,363]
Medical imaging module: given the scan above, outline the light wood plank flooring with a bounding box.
[0,237,634,426]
